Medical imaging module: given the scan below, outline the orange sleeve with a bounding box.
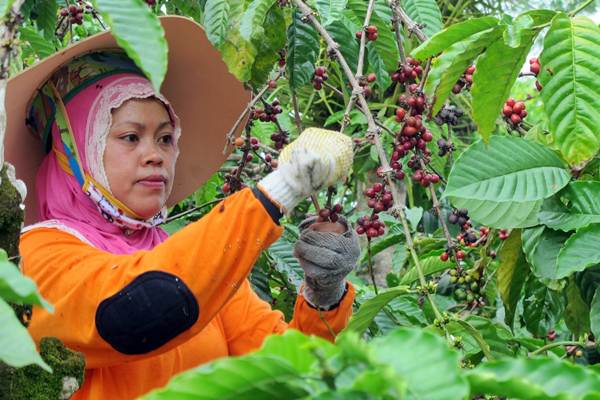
[220,279,354,355]
[20,188,283,368]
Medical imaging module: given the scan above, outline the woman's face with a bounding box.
[104,97,178,219]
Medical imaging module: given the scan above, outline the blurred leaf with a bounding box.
[522,275,565,337]
[20,26,55,59]
[315,0,347,26]
[0,256,52,311]
[565,278,590,337]
[240,0,275,41]
[0,298,51,371]
[96,0,167,90]
[372,327,469,400]
[203,0,231,47]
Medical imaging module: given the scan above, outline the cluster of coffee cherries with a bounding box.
[434,105,464,127]
[312,66,329,91]
[449,267,484,305]
[316,204,343,223]
[145,0,156,5]
[364,182,393,213]
[356,214,385,239]
[436,138,454,157]
[398,88,427,115]
[498,228,509,240]
[251,99,283,123]
[502,98,527,126]
[270,130,289,151]
[452,66,475,94]
[59,2,87,25]
[529,57,543,91]
[391,58,423,84]
[355,25,379,41]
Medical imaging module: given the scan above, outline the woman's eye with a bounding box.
[159,134,174,145]
[121,133,139,143]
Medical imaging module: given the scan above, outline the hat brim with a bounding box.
[6,16,249,225]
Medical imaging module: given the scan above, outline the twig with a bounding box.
[390,0,406,63]
[163,199,222,223]
[367,239,379,295]
[529,341,583,357]
[223,69,284,154]
[388,0,427,42]
[291,91,303,132]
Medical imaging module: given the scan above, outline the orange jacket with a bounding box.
[20,188,354,399]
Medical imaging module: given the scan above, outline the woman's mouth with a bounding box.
[137,175,167,189]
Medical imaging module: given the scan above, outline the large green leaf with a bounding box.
[522,275,565,337]
[539,14,600,165]
[96,0,168,91]
[565,278,590,337]
[471,16,539,141]
[443,136,570,203]
[0,258,52,311]
[143,355,309,399]
[287,10,320,90]
[412,16,499,60]
[539,181,600,232]
[203,0,231,47]
[220,28,257,82]
[401,0,442,38]
[345,287,409,335]
[497,230,529,327]
[467,356,600,399]
[31,0,57,40]
[367,42,393,91]
[239,0,275,41]
[448,196,541,229]
[315,0,347,26]
[425,27,502,115]
[522,227,571,281]
[557,224,600,279]
[0,298,51,371]
[371,327,469,400]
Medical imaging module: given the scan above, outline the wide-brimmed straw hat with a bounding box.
[5,16,249,225]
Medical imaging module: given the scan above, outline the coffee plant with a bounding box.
[3,0,600,398]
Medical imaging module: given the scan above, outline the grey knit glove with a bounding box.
[293,215,360,309]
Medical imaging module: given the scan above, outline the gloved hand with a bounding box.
[257,128,353,213]
[293,215,360,309]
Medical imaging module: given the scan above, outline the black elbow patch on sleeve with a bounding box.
[252,187,283,224]
[95,270,199,355]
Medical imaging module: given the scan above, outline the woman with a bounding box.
[8,17,359,399]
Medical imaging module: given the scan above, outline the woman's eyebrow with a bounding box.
[111,121,173,130]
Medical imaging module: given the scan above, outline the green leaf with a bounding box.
[400,254,448,285]
[220,28,257,82]
[539,14,600,165]
[575,265,600,305]
[287,10,320,90]
[358,230,404,266]
[239,0,275,41]
[0,260,52,311]
[96,0,167,91]
[556,224,600,279]
[443,136,570,203]
[143,355,309,399]
[467,357,600,399]
[425,27,503,115]
[203,0,231,47]
[412,16,499,60]
[0,298,51,371]
[193,173,222,206]
[371,327,469,400]
[327,16,360,73]
[249,5,286,86]
[31,0,57,40]
[471,16,539,141]
[344,287,409,335]
[448,196,541,229]
[259,330,337,373]
[565,277,590,337]
[497,229,529,327]
[401,0,442,38]
[452,319,494,360]
[367,42,392,91]
[315,0,347,26]
[523,275,565,337]
[591,287,600,340]
[539,181,600,232]
[268,237,304,289]
[523,227,571,281]
[20,26,56,59]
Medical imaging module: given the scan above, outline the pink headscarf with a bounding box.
[25,73,181,254]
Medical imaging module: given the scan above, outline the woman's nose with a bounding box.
[141,141,164,165]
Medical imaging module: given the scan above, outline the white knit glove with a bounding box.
[257,128,353,213]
